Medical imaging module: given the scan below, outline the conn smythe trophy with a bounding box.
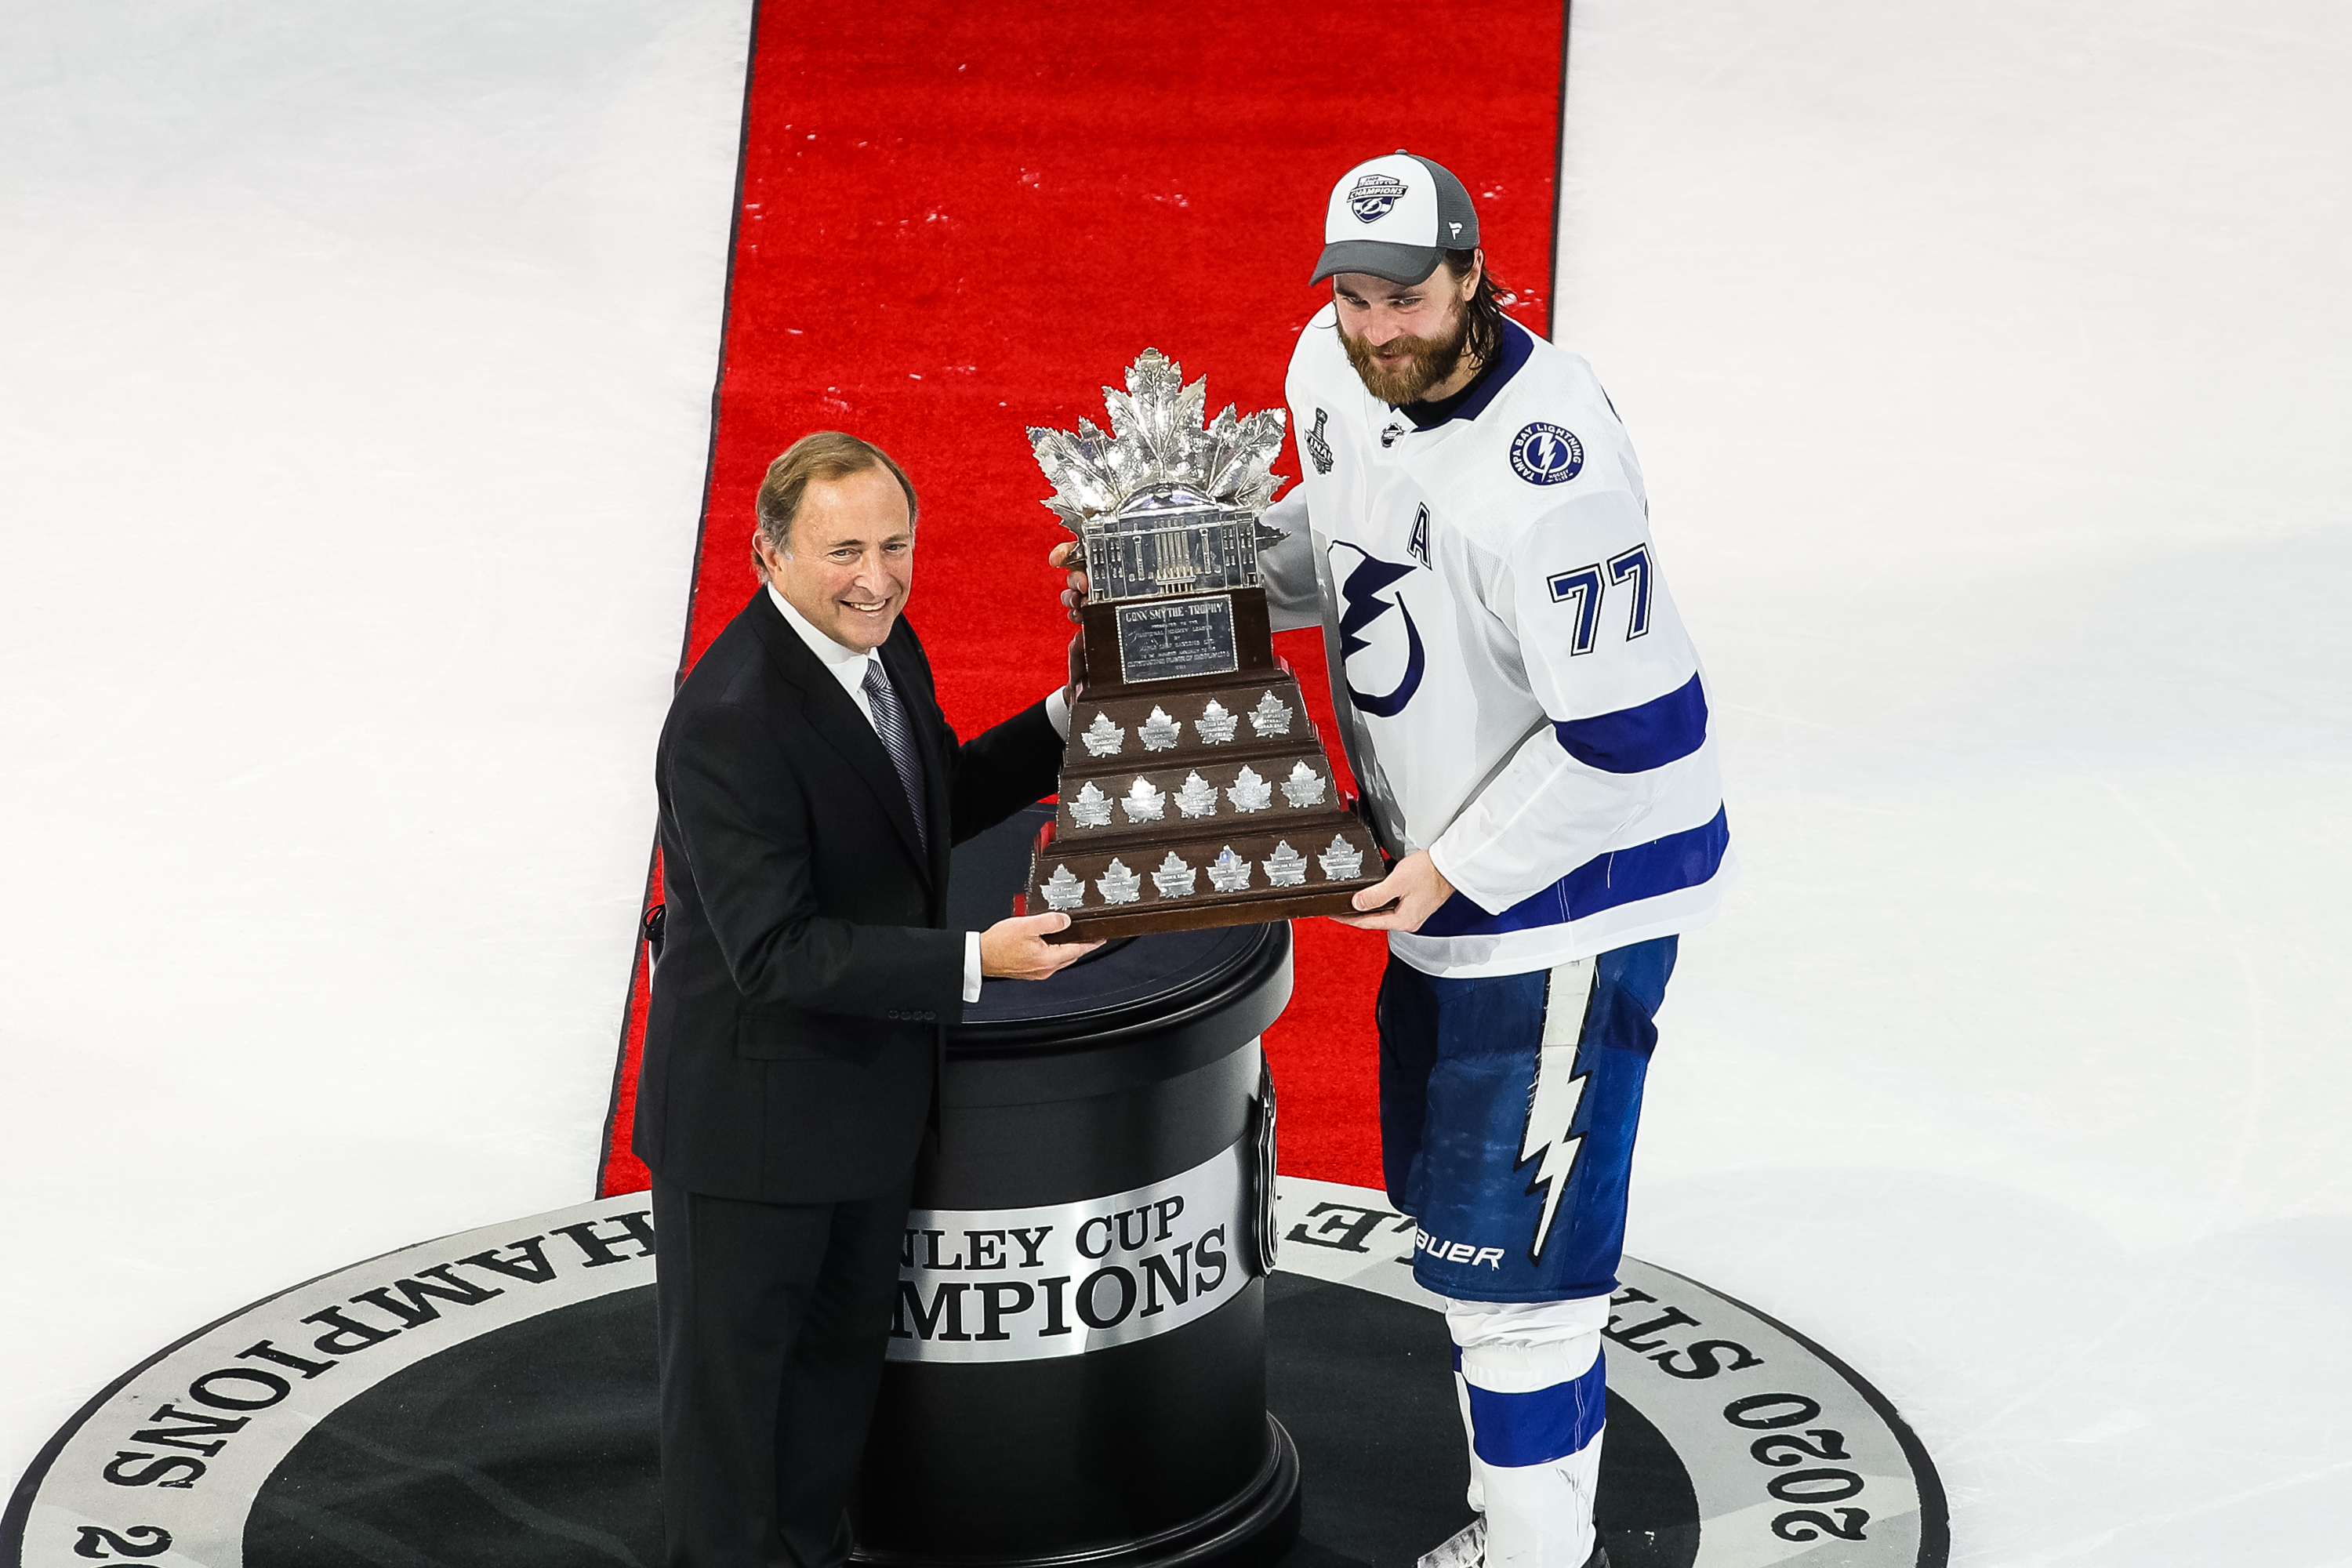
[1025,349,1384,940]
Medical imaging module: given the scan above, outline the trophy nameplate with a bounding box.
[1112,596,1240,683]
[1026,349,1384,941]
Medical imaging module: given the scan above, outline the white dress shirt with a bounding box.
[766,584,1070,1004]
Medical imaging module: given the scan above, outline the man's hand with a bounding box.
[981,911,1100,979]
[1330,850,1455,934]
[1049,540,1089,623]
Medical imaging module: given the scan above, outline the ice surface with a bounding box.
[4,1,2350,1559]
[0,0,749,1491]
[1562,3,2352,1561]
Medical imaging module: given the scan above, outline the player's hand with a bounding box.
[1065,631,1087,706]
[1049,540,1090,623]
[981,912,1101,979]
[1330,850,1454,934]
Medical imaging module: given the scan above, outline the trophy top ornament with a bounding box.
[1029,350,1289,605]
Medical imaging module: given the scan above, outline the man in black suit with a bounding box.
[635,430,1093,1568]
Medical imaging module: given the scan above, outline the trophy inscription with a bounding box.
[1026,349,1385,941]
[1113,597,1240,682]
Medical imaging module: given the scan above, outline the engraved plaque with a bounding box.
[1112,596,1240,684]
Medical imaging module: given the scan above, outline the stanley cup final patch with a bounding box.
[1305,408,1334,474]
[1510,423,1584,485]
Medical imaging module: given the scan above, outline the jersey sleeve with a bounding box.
[1426,487,1719,916]
[1256,492,1322,632]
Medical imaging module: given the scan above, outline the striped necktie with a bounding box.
[862,660,930,855]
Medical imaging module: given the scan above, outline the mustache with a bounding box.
[1340,308,1470,402]
[1358,331,1449,360]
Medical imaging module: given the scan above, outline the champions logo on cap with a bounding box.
[1348,172,1408,223]
[1312,151,1480,286]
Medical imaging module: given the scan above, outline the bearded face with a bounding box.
[1339,292,1473,405]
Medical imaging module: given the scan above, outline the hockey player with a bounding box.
[1279,151,1730,1568]
[1054,151,1730,1568]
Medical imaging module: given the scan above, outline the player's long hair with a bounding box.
[1442,248,1515,369]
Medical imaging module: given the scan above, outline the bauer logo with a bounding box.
[1348,172,1408,223]
[1511,423,1584,485]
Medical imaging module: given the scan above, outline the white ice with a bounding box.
[0,0,747,1493]
[4,2,2348,1564]
[1564,3,2352,1563]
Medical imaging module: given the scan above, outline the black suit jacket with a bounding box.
[633,590,1062,1203]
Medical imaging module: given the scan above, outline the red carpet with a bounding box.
[601,1,1568,1196]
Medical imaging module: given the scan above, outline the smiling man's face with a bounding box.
[758,462,915,652]
[1332,257,1482,405]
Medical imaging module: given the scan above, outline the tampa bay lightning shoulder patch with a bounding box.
[1510,423,1584,485]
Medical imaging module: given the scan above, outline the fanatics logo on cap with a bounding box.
[1348,172,1408,223]
[1510,423,1585,485]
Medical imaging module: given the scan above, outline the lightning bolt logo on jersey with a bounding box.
[1332,542,1425,718]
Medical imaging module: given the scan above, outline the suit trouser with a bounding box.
[652,1171,916,1568]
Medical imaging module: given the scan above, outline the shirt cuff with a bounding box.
[963,930,984,1004]
[1046,686,1073,739]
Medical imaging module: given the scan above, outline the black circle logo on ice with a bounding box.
[1275,1178,1951,1568]
[1512,422,1585,485]
[3,1188,1948,1568]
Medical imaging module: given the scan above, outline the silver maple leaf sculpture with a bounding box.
[1029,349,1288,599]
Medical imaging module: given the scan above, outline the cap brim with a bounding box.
[1310,240,1443,286]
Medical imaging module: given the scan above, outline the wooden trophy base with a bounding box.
[1029,590,1386,942]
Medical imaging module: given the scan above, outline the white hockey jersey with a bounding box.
[1260,307,1730,978]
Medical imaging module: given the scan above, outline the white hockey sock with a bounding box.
[1446,1294,1612,1568]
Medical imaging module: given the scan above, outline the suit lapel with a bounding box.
[745,593,932,884]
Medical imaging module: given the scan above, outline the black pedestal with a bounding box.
[851,807,1301,1568]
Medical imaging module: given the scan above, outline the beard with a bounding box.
[1340,300,1473,405]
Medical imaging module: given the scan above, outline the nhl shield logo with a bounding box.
[1510,422,1585,485]
[1348,172,1408,223]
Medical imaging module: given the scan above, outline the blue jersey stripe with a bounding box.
[1422,805,1730,939]
[1457,1352,1607,1467]
[1552,673,1708,775]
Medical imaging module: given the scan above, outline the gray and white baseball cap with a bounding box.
[1310,150,1480,285]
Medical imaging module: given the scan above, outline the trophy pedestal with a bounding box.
[852,806,1301,1568]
